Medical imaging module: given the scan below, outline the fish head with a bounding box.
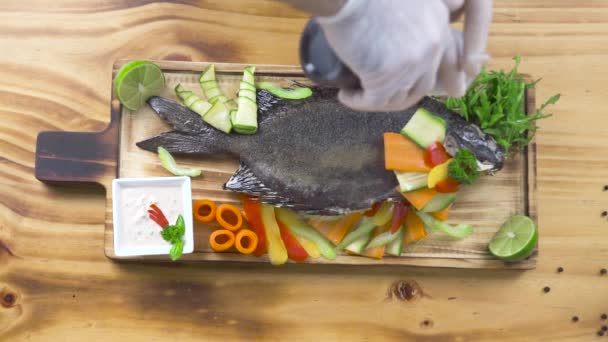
[443,125,505,173]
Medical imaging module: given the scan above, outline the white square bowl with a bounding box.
[112,176,194,257]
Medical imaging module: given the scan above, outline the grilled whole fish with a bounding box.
[137,88,504,215]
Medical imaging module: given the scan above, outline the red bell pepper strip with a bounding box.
[391,203,410,233]
[148,204,169,228]
[363,202,382,217]
[277,220,309,262]
[241,197,267,257]
[423,142,450,167]
[435,178,460,193]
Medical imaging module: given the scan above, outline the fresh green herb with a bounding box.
[161,214,185,261]
[448,149,480,185]
[445,55,560,151]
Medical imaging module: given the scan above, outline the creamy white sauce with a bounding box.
[119,186,183,248]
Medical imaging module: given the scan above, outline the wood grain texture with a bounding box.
[2,1,608,341]
[101,60,537,268]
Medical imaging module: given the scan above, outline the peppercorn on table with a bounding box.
[1,1,608,341]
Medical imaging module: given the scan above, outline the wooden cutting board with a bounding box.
[34,60,538,269]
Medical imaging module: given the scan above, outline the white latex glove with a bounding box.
[317,0,493,111]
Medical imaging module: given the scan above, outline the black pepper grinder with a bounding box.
[299,18,361,90]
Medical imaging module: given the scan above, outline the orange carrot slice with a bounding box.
[384,133,430,172]
[431,204,452,221]
[401,187,438,210]
[308,212,362,246]
[403,211,427,245]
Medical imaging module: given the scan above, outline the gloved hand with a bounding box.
[316,0,492,111]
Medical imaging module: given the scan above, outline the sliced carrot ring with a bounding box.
[209,229,235,252]
[193,199,216,223]
[216,204,243,231]
[235,229,259,255]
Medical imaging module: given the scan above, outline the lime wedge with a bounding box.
[114,60,165,111]
[489,215,538,262]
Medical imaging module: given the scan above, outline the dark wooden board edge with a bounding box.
[86,61,538,270]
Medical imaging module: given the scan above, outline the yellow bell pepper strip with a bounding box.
[403,210,427,245]
[260,203,288,265]
[336,217,376,250]
[431,204,452,221]
[235,229,259,255]
[192,199,216,223]
[401,187,439,210]
[415,210,473,239]
[362,222,390,259]
[383,132,430,172]
[209,229,236,252]
[308,212,362,246]
[275,208,337,260]
[427,158,453,188]
[372,202,394,226]
[293,236,320,258]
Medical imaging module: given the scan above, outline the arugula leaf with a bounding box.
[170,240,184,261]
[445,55,559,152]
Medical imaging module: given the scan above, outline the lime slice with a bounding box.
[489,215,538,262]
[114,60,165,111]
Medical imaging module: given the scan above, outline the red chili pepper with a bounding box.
[148,204,169,228]
[363,202,382,217]
[423,142,450,167]
[277,220,308,263]
[391,202,410,233]
[435,178,460,193]
[241,196,267,257]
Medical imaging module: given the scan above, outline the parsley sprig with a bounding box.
[161,215,185,261]
[445,55,560,151]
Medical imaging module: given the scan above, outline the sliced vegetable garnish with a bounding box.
[403,210,427,245]
[175,84,212,118]
[400,108,447,148]
[233,66,258,134]
[385,226,405,256]
[363,202,382,217]
[209,229,236,252]
[391,203,410,233]
[448,149,480,185]
[395,171,428,193]
[294,236,320,259]
[148,203,169,227]
[241,197,267,257]
[344,232,372,256]
[373,202,394,226]
[365,228,400,250]
[420,193,457,213]
[415,210,473,239]
[275,208,336,260]
[383,133,430,172]
[235,229,259,255]
[260,203,288,265]
[401,188,438,211]
[192,199,216,223]
[423,142,450,167]
[148,206,186,261]
[308,212,362,246]
[427,158,453,189]
[431,204,452,221]
[257,81,313,100]
[435,178,460,193]
[278,220,309,262]
[362,222,390,259]
[157,146,202,177]
[216,204,243,231]
[336,216,376,251]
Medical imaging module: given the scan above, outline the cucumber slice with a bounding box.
[344,232,372,255]
[257,81,313,100]
[336,217,376,250]
[395,171,428,193]
[238,89,257,102]
[158,146,202,177]
[229,109,237,125]
[205,87,222,100]
[202,100,232,134]
[232,67,258,134]
[240,81,256,92]
[200,80,217,91]
[174,84,212,118]
[401,108,447,148]
[386,226,405,256]
[420,193,457,213]
[199,64,216,83]
[226,99,238,110]
[365,230,400,250]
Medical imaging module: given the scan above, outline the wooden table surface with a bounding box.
[1,1,607,341]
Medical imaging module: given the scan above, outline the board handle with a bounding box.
[35,101,120,187]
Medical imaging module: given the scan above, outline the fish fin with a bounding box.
[136,131,231,155]
[147,96,212,134]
